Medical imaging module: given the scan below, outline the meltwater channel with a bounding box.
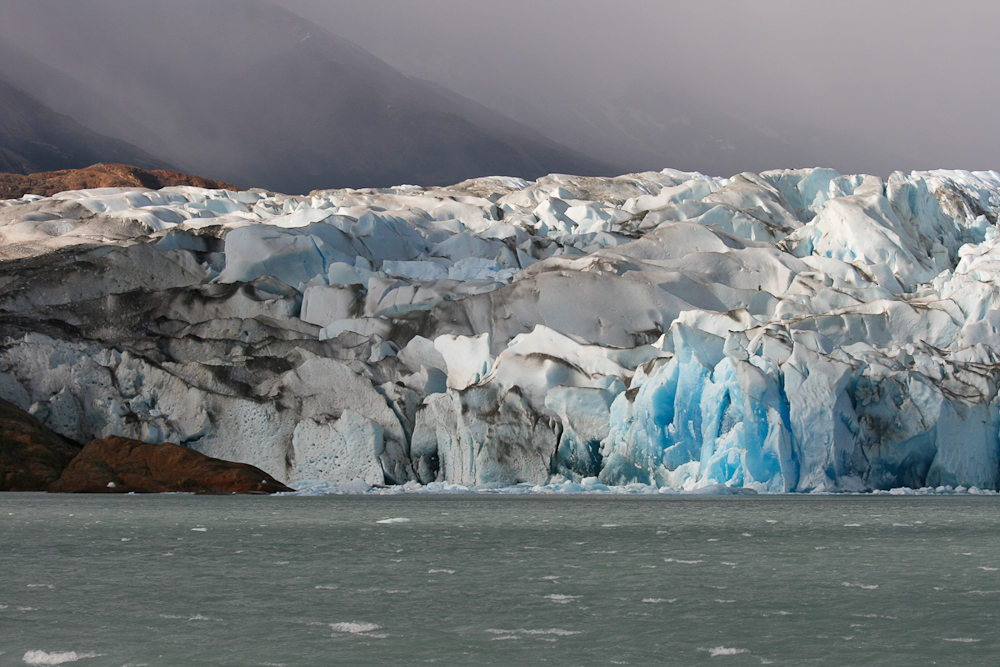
[1,494,998,666]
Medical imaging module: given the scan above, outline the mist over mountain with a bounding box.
[2,0,992,193]
[306,17,921,179]
[0,74,167,175]
[276,0,1000,179]
[0,40,181,172]
[342,45,817,178]
[0,0,613,193]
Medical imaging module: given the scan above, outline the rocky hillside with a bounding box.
[0,163,239,200]
[0,397,290,493]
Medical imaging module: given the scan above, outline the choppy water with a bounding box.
[1,494,998,666]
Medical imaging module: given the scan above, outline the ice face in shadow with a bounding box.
[2,167,1000,491]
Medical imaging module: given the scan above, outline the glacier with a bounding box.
[2,167,1000,492]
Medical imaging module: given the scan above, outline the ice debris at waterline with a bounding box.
[281,478,998,497]
[2,168,1000,492]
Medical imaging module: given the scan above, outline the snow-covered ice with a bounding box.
[3,168,1000,492]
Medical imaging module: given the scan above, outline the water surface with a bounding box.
[1,494,997,666]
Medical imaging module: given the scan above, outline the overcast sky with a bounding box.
[272,0,1000,174]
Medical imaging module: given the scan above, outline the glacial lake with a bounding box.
[1,494,998,666]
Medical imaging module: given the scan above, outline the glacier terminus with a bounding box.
[2,167,1000,493]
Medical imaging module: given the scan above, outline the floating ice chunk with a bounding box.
[285,478,374,495]
[330,622,381,634]
[686,484,758,496]
[341,478,373,494]
[485,628,581,636]
[22,651,101,665]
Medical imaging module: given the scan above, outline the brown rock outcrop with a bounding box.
[47,436,291,493]
[0,397,82,491]
[47,436,292,494]
[0,163,240,200]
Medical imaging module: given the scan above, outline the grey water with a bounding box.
[1,495,998,666]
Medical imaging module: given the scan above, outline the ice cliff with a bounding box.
[2,166,1000,492]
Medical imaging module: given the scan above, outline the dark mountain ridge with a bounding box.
[0,76,168,176]
[0,0,614,193]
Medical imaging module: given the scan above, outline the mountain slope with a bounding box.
[357,42,923,178]
[0,41,180,172]
[0,77,168,176]
[0,0,614,194]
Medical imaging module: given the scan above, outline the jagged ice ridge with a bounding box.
[2,167,1000,492]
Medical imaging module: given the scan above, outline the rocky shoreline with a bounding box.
[0,398,290,493]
